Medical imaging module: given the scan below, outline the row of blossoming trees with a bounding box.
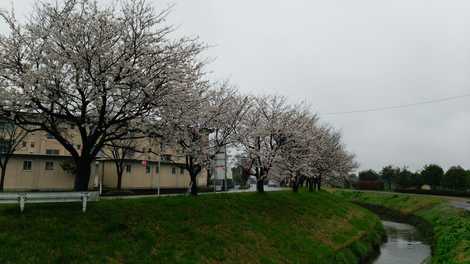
[0,0,356,195]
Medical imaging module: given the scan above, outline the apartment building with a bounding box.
[100,137,208,190]
[0,121,207,191]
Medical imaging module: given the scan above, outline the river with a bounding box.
[372,220,431,264]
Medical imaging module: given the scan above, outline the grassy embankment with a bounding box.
[334,190,470,264]
[0,191,383,263]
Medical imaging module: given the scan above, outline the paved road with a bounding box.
[450,200,470,211]
[340,189,470,211]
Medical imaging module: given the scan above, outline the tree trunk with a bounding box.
[255,167,264,193]
[117,171,123,190]
[114,159,125,190]
[256,179,264,193]
[317,175,322,191]
[292,172,301,192]
[74,159,91,191]
[299,176,305,187]
[0,167,6,191]
[308,178,314,192]
[206,168,212,187]
[0,157,10,192]
[292,180,299,192]
[190,173,198,196]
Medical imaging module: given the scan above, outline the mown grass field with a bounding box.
[334,190,470,264]
[0,191,383,264]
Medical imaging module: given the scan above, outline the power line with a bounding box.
[322,93,470,116]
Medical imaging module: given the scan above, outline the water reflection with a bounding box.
[373,221,431,264]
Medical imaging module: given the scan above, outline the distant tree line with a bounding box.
[351,164,470,193]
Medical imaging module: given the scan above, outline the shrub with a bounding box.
[359,170,379,181]
[420,164,444,190]
[353,180,384,190]
[442,166,469,191]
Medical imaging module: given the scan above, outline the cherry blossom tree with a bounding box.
[0,0,205,191]
[238,98,357,193]
[306,126,357,191]
[329,148,357,187]
[277,110,319,192]
[236,95,298,193]
[161,82,250,195]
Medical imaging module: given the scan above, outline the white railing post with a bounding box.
[19,194,25,213]
[0,191,98,212]
[82,193,88,213]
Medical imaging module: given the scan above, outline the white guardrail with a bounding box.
[0,192,100,213]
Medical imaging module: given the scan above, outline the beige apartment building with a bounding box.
[1,124,207,191]
[100,137,208,190]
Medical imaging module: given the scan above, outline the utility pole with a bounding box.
[100,160,104,195]
[157,161,161,196]
[212,160,216,193]
[224,146,227,192]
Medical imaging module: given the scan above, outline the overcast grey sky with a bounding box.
[2,0,470,172]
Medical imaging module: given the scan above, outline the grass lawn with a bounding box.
[0,191,383,264]
[334,190,470,264]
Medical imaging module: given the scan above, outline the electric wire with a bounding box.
[322,93,470,116]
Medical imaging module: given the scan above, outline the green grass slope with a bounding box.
[0,191,383,264]
[334,191,470,264]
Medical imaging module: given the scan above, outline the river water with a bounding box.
[372,220,431,264]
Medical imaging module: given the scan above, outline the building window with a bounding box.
[22,141,27,148]
[46,149,60,155]
[47,133,55,139]
[180,167,184,174]
[31,142,35,148]
[126,164,131,173]
[23,160,32,171]
[146,165,151,174]
[172,167,176,175]
[45,161,54,170]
